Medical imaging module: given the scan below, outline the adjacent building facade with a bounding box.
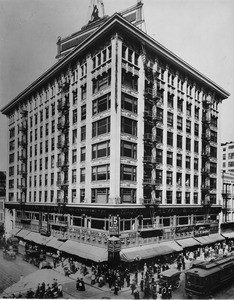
[1,1,230,262]
[221,141,234,173]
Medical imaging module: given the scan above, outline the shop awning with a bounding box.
[120,241,180,262]
[162,241,183,252]
[176,238,201,248]
[24,231,53,245]
[221,232,234,239]
[16,229,31,239]
[58,240,108,262]
[8,227,21,236]
[45,237,66,249]
[195,234,225,245]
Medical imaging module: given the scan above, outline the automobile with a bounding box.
[23,249,52,269]
[158,269,181,290]
[7,237,19,254]
[3,247,17,260]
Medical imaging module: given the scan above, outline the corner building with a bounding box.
[1,2,230,263]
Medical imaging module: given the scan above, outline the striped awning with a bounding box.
[58,240,108,262]
[120,241,181,262]
[8,227,21,236]
[194,234,225,245]
[16,229,31,239]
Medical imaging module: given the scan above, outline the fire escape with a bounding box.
[142,49,161,226]
[56,79,70,235]
[18,107,28,225]
[201,97,212,221]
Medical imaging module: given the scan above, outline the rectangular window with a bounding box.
[72,129,77,144]
[166,191,172,204]
[81,84,87,100]
[120,164,136,181]
[194,140,199,153]
[80,168,85,182]
[92,164,110,181]
[194,123,199,136]
[167,132,173,146]
[121,117,137,136]
[156,108,163,123]
[80,147,86,162]
[122,70,138,91]
[93,93,111,115]
[167,112,173,127]
[156,128,163,143]
[177,98,183,112]
[186,138,191,151]
[176,191,182,204]
[93,71,111,93]
[166,171,173,185]
[81,105,86,120]
[92,117,110,137]
[121,93,137,113]
[167,151,173,165]
[72,189,76,203]
[185,192,190,204]
[194,175,198,188]
[186,120,191,133]
[177,154,182,167]
[194,157,199,170]
[194,192,198,204]
[156,149,163,164]
[72,169,76,183]
[73,109,77,124]
[186,156,191,169]
[156,170,162,184]
[72,149,77,164]
[168,93,174,108]
[91,188,109,204]
[51,120,55,133]
[176,172,182,185]
[81,126,86,141]
[120,188,136,203]
[92,140,110,159]
[186,102,191,116]
[80,189,85,203]
[177,116,183,130]
[73,89,77,105]
[120,140,137,159]
[185,174,190,187]
[177,135,183,149]
[51,173,54,185]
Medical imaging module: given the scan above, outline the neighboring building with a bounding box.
[221,141,234,173]
[0,171,6,238]
[220,171,234,239]
[1,1,230,263]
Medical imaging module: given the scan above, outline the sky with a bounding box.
[0,0,233,171]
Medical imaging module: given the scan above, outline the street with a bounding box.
[1,248,234,299]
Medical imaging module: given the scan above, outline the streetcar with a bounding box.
[185,254,234,298]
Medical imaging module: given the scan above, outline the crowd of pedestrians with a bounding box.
[4,279,63,299]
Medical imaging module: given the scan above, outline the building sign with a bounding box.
[39,227,50,237]
[194,224,210,237]
[175,225,194,236]
[109,216,120,237]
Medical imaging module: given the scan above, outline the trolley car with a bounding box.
[185,254,234,298]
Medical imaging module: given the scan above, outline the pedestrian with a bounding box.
[167,285,172,299]
[76,277,81,290]
[80,278,86,291]
[140,277,144,292]
[114,281,119,295]
[126,272,130,287]
[131,280,136,294]
[58,283,63,297]
[26,288,34,299]
[134,288,140,299]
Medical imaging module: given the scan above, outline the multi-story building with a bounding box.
[1,1,230,263]
[221,141,234,173]
[220,171,234,239]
